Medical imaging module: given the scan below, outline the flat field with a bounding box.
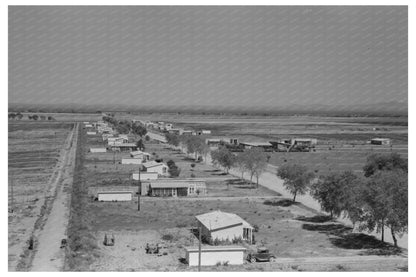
[8,121,73,270]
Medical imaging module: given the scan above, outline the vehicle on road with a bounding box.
[247,247,276,263]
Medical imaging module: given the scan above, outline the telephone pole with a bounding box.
[137,168,141,211]
[198,226,202,271]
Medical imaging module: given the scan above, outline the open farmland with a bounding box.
[8,122,74,270]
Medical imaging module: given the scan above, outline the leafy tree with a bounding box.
[184,136,206,160]
[32,114,39,120]
[310,171,359,218]
[363,153,407,177]
[168,165,181,177]
[166,159,176,168]
[132,123,147,137]
[239,148,267,187]
[40,115,46,120]
[136,139,145,151]
[277,163,315,202]
[47,116,54,121]
[350,170,407,246]
[8,113,16,120]
[234,154,248,180]
[145,135,150,142]
[166,133,180,147]
[211,147,235,174]
[16,113,23,120]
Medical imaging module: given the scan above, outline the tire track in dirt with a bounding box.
[20,123,79,271]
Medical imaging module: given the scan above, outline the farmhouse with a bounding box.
[185,246,247,266]
[87,131,96,135]
[240,141,273,151]
[371,138,391,145]
[97,191,133,202]
[141,179,207,197]
[121,158,143,165]
[291,138,318,146]
[90,148,107,153]
[130,150,151,161]
[132,171,158,181]
[196,210,254,244]
[142,161,169,176]
[205,137,239,147]
[108,137,128,145]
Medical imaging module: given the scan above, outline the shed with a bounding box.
[141,179,207,196]
[185,246,247,266]
[371,138,391,145]
[90,148,107,153]
[97,191,133,201]
[142,161,169,176]
[87,131,96,135]
[121,158,143,165]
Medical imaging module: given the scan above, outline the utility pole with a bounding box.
[10,173,14,213]
[137,168,141,211]
[198,226,202,271]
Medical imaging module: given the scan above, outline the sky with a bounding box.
[9,6,407,109]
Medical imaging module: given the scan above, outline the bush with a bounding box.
[161,234,174,241]
[190,173,195,178]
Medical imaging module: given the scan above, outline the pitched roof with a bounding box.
[196,210,252,231]
[142,161,166,168]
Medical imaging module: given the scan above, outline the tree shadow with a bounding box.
[296,215,334,223]
[182,157,195,162]
[263,199,294,207]
[331,233,402,255]
[178,257,188,265]
[211,172,228,176]
[204,169,221,173]
[302,223,352,236]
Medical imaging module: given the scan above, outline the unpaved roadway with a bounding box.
[29,123,79,271]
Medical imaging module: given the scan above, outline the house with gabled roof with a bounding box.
[142,161,169,176]
[196,210,254,244]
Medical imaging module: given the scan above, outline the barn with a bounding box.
[97,191,133,201]
[196,210,254,244]
[185,246,247,266]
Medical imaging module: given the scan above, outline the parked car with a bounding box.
[247,247,276,263]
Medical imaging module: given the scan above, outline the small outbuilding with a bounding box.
[97,191,133,201]
[141,179,207,197]
[121,158,143,165]
[371,138,391,145]
[90,148,107,153]
[87,131,96,135]
[185,246,247,266]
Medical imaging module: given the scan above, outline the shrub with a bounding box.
[176,222,187,228]
[190,173,195,178]
[162,234,174,241]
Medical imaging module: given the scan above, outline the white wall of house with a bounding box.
[87,131,96,135]
[146,165,168,175]
[132,172,158,181]
[121,158,143,165]
[186,248,246,266]
[98,192,132,201]
[211,225,244,241]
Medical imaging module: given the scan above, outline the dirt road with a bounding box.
[29,123,79,271]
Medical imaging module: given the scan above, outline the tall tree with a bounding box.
[310,171,360,218]
[350,170,407,246]
[136,139,145,151]
[242,148,268,187]
[211,147,236,174]
[277,164,315,202]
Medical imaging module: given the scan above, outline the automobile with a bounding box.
[247,247,276,263]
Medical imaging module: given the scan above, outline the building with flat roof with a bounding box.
[141,178,206,197]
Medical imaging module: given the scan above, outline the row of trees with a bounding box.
[277,153,407,247]
[8,113,55,121]
[165,133,209,161]
[211,147,268,188]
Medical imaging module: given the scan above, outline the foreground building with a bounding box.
[196,210,254,244]
[185,246,247,266]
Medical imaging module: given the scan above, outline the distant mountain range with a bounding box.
[8,101,407,117]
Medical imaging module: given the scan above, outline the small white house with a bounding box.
[142,161,169,176]
[97,191,133,202]
[196,210,254,244]
[185,246,247,266]
[130,150,151,161]
[85,124,93,128]
[201,130,211,135]
[87,131,97,135]
[90,148,107,153]
[132,171,158,181]
[121,158,143,165]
